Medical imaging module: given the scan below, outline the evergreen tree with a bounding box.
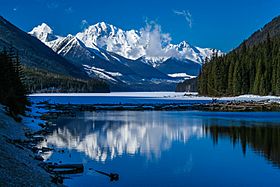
[198,35,280,96]
[0,49,29,117]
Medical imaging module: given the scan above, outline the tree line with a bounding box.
[198,34,280,96]
[24,67,110,93]
[0,49,29,116]
[175,78,197,92]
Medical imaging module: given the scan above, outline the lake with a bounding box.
[39,110,280,187]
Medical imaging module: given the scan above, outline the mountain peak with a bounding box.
[98,21,108,30]
[178,41,191,48]
[85,22,119,35]
[29,23,57,43]
[31,23,53,34]
[30,20,222,65]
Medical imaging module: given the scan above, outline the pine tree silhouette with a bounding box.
[0,48,29,119]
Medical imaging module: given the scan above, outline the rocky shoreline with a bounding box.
[0,104,73,186]
[193,100,280,112]
[39,100,280,113]
[0,106,56,186]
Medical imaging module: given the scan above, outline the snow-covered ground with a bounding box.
[29,92,280,105]
[167,73,196,79]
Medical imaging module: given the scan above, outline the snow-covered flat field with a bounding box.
[29,92,280,105]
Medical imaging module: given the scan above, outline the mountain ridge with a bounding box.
[242,15,280,48]
[0,16,87,79]
[29,22,222,90]
[0,16,111,93]
[30,22,223,64]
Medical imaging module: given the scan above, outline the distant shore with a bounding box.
[28,92,280,112]
[29,92,280,107]
[38,100,280,113]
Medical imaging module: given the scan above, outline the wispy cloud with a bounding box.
[173,9,192,28]
[65,7,73,14]
[46,0,59,9]
[80,19,89,30]
[138,21,180,58]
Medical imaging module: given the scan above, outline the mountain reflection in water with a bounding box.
[41,111,280,169]
[42,111,204,161]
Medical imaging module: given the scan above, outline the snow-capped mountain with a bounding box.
[76,22,145,60]
[29,23,64,48]
[75,22,222,64]
[29,22,222,91]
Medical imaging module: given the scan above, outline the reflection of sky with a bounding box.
[41,111,205,161]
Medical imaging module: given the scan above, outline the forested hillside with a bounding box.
[24,67,110,93]
[175,78,198,92]
[0,16,110,93]
[198,16,280,96]
[243,16,280,47]
[0,16,87,79]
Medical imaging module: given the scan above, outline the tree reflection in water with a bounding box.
[204,125,280,168]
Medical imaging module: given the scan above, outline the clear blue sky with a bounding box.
[1,0,280,52]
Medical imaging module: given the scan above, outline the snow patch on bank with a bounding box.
[168,73,196,79]
[28,92,280,105]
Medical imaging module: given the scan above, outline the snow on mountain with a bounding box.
[52,34,97,63]
[166,41,204,63]
[76,22,223,65]
[83,65,121,82]
[29,23,63,48]
[196,47,224,61]
[30,22,222,67]
[141,41,204,67]
[29,23,53,42]
[43,35,131,83]
[29,22,222,91]
[29,26,111,66]
[76,22,145,60]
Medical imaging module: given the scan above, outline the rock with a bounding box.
[41,147,54,152]
[38,123,46,128]
[46,164,84,174]
[58,150,65,153]
[31,147,39,153]
[34,155,44,161]
[51,175,63,184]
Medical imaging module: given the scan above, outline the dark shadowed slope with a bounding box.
[0,16,87,79]
[242,16,280,48]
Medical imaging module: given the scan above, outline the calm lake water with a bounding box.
[41,111,280,187]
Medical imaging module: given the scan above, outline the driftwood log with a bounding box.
[46,164,84,174]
